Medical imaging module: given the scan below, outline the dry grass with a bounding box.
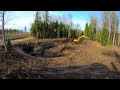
[0,32,30,45]
[0,32,29,39]
[11,37,35,45]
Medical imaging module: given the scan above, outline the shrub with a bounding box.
[7,39,11,47]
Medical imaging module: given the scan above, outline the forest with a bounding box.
[30,11,120,46]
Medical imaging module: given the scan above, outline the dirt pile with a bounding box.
[13,39,76,58]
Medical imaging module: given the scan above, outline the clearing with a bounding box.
[0,38,120,79]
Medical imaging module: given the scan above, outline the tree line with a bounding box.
[30,11,82,39]
[84,11,120,46]
[31,11,120,46]
[0,29,23,34]
[0,11,119,53]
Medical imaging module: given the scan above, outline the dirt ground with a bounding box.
[0,40,3,45]
[1,38,120,79]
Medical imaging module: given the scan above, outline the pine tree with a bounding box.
[45,11,49,38]
[30,11,42,39]
[93,26,97,41]
[102,11,111,45]
[101,28,108,46]
[84,22,89,37]
[88,24,93,40]
[30,23,36,37]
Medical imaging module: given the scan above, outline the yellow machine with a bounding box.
[74,35,87,43]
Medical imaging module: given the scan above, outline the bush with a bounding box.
[7,39,11,47]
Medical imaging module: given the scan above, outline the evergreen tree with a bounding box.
[45,11,49,38]
[88,24,93,40]
[30,11,42,39]
[93,26,97,41]
[84,22,89,37]
[101,28,108,46]
[30,12,80,39]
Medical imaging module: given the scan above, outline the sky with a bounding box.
[1,11,119,32]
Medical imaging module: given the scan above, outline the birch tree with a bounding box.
[110,11,119,45]
[0,11,7,52]
[101,11,110,45]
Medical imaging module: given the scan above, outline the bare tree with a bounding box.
[101,11,111,45]
[76,24,81,30]
[89,16,98,40]
[117,11,120,46]
[110,11,119,45]
[0,11,8,52]
[68,14,72,38]
[90,16,97,30]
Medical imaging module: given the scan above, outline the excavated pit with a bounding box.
[13,39,73,58]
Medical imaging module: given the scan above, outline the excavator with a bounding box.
[74,35,88,43]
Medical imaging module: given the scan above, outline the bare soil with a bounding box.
[1,38,120,79]
[0,40,3,45]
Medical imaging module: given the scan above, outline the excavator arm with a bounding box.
[74,35,87,43]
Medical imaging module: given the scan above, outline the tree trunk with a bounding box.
[36,26,39,44]
[2,11,7,52]
[108,30,111,45]
[117,33,120,46]
[113,28,116,45]
[57,32,59,38]
[116,32,119,46]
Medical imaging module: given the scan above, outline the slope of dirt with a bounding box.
[1,38,120,79]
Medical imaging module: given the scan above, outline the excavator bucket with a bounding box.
[74,39,78,42]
